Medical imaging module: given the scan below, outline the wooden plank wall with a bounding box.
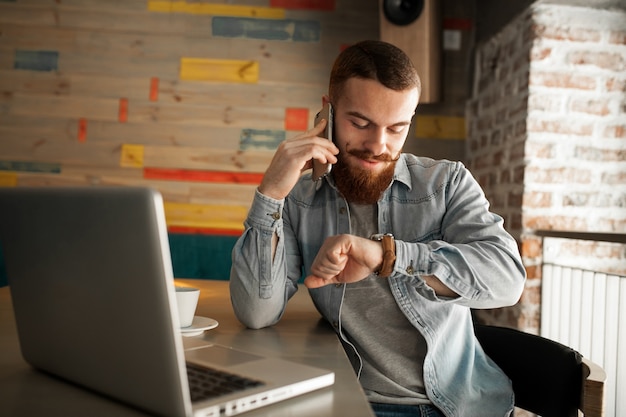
[0,0,472,283]
[0,0,379,280]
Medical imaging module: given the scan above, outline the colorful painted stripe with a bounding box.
[78,118,87,142]
[240,129,285,150]
[164,201,247,232]
[285,108,309,131]
[179,58,259,83]
[415,116,466,140]
[0,172,17,187]
[118,98,128,123]
[150,77,159,101]
[14,50,59,72]
[0,160,61,174]
[148,1,285,18]
[212,16,321,42]
[120,144,144,168]
[144,168,263,184]
[270,0,335,11]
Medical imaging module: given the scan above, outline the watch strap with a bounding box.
[370,233,396,278]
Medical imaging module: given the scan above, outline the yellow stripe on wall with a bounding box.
[415,116,466,140]
[120,144,145,168]
[164,201,247,231]
[0,172,17,187]
[148,1,285,18]
[180,58,259,83]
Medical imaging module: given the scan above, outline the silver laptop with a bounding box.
[0,186,334,417]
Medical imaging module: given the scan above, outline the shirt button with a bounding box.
[335,283,342,288]
[339,207,346,215]
[271,212,281,220]
[406,265,415,274]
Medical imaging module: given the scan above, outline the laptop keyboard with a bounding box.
[186,363,266,402]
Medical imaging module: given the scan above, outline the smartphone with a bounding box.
[311,103,334,181]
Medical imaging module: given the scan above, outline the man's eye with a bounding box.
[352,122,368,129]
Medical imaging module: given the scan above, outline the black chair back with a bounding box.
[474,324,583,417]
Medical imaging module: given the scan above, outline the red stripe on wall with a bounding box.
[78,118,87,142]
[119,98,128,123]
[144,167,263,184]
[285,107,309,131]
[150,77,159,101]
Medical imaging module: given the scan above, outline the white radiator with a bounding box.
[541,264,626,417]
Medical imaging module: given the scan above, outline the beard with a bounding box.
[332,148,399,204]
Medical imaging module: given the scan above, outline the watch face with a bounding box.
[370,233,393,241]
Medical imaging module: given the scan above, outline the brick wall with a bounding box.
[467,4,626,333]
[466,7,533,330]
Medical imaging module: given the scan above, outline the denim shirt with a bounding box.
[230,154,526,417]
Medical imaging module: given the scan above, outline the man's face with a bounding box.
[328,77,419,204]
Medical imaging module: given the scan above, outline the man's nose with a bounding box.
[363,128,387,156]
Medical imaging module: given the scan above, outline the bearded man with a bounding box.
[229,40,526,417]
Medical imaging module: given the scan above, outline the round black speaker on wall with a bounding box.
[383,0,424,26]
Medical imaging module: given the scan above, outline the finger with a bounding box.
[314,261,343,276]
[309,117,327,136]
[311,251,345,276]
[304,275,336,289]
[301,158,313,173]
[283,129,336,156]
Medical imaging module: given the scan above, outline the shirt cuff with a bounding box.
[245,189,285,230]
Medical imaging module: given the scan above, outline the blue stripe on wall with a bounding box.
[212,16,321,42]
[0,160,62,173]
[240,129,285,150]
[14,50,59,71]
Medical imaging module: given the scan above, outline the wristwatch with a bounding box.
[370,233,396,278]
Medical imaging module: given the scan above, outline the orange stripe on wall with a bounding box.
[118,98,128,123]
[150,77,159,101]
[144,167,263,184]
[78,118,87,142]
[285,107,309,131]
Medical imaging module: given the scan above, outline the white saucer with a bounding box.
[180,316,219,337]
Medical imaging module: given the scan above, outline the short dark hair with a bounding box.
[329,40,421,102]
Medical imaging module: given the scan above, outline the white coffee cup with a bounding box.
[175,286,200,328]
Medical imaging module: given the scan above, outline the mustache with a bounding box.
[347,149,400,163]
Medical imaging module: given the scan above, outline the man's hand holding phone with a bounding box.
[258,111,338,201]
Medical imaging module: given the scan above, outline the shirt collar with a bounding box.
[393,153,412,190]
